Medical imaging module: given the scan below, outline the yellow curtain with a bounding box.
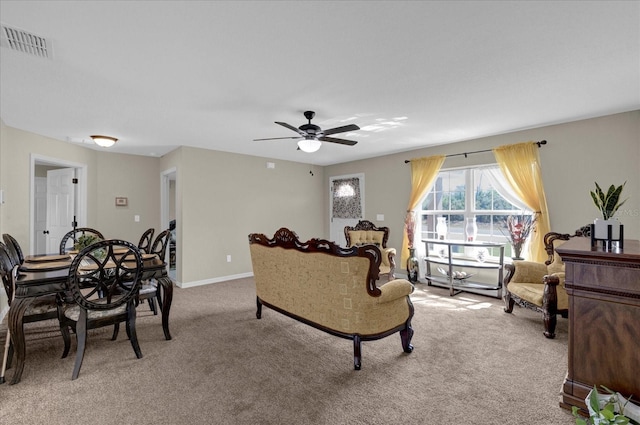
[401,155,446,267]
[493,142,550,263]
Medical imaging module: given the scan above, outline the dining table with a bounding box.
[5,251,173,385]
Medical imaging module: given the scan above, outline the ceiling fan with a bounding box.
[253,111,359,152]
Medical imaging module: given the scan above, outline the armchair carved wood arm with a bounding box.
[344,220,396,281]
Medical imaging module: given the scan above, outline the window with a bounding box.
[418,165,532,258]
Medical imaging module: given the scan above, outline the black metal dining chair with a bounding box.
[59,239,144,380]
[59,228,104,254]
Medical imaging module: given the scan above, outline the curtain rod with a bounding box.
[404,140,547,163]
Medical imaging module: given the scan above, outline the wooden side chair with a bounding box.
[344,220,396,281]
[59,239,144,380]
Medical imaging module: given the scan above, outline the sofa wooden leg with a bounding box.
[353,335,362,370]
[256,297,262,320]
[543,312,557,339]
[504,292,515,313]
[400,324,414,353]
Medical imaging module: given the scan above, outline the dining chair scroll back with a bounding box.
[2,234,24,265]
[150,229,171,262]
[59,228,105,254]
[60,239,144,380]
[137,228,155,254]
[136,229,171,315]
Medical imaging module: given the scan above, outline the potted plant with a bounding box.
[73,234,101,251]
[73,234,106,259]
[590,182,628,240]
[572,385,638,425]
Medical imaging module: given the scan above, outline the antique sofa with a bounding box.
[503,230,585,338]
[344,220,396,281]
[248,227,414,370]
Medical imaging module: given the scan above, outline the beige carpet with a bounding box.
[0,277,575,424]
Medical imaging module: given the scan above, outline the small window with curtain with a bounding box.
[332,177,362,219]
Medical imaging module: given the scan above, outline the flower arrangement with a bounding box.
[404,210,416,249]
[502,213,536,259]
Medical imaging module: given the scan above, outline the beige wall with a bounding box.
[324,111,640,258]
[174,146,325,284]
[94,152,161,242]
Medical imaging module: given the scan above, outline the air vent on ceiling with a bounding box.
[1,24,52,59]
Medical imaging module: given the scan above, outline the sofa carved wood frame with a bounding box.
[248,228,414,370]
[343,220,396,280]
[503,229,588,338]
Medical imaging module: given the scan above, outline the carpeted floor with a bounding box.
[0,277,575,424]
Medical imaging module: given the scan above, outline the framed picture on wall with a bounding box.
[115,197,128,207]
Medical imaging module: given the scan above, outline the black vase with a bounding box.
[406,248,419,283]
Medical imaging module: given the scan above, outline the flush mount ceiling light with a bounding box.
[90,135,118,148]
[297,138,322,153]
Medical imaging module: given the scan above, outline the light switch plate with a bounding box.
[376,214,384,221]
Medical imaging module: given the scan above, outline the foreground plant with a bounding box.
[573,386,633,425]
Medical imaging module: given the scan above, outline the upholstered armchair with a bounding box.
[344,220,396,281]
[503,231,577,338]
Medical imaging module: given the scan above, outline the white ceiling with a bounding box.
[1,1,638,166]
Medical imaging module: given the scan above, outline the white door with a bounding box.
[34,177,48,254]
[46,168,75,253]
[329,174,364,246]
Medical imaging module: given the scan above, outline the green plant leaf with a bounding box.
[589,386,602,412]
[603,404,615,419]
[603,182,625,219]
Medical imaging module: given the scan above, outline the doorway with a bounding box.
[161,167,177,280]
[30,154,87,255]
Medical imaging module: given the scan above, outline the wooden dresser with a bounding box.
[556,237,640,413]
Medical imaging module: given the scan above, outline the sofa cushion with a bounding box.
[508,282,545,306]
[508,276,568,310]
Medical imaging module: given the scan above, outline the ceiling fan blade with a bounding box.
[322,124,360,136]
[318,136,358,146]
[253,136,300,141]
[275,121,306,136]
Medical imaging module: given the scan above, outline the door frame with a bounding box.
[161,167,177,279]
[30,154,88,255]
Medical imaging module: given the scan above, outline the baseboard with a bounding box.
[177,272,254,289]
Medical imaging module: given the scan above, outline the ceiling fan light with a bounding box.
[90,135,118,148]
[297,138,321,153]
